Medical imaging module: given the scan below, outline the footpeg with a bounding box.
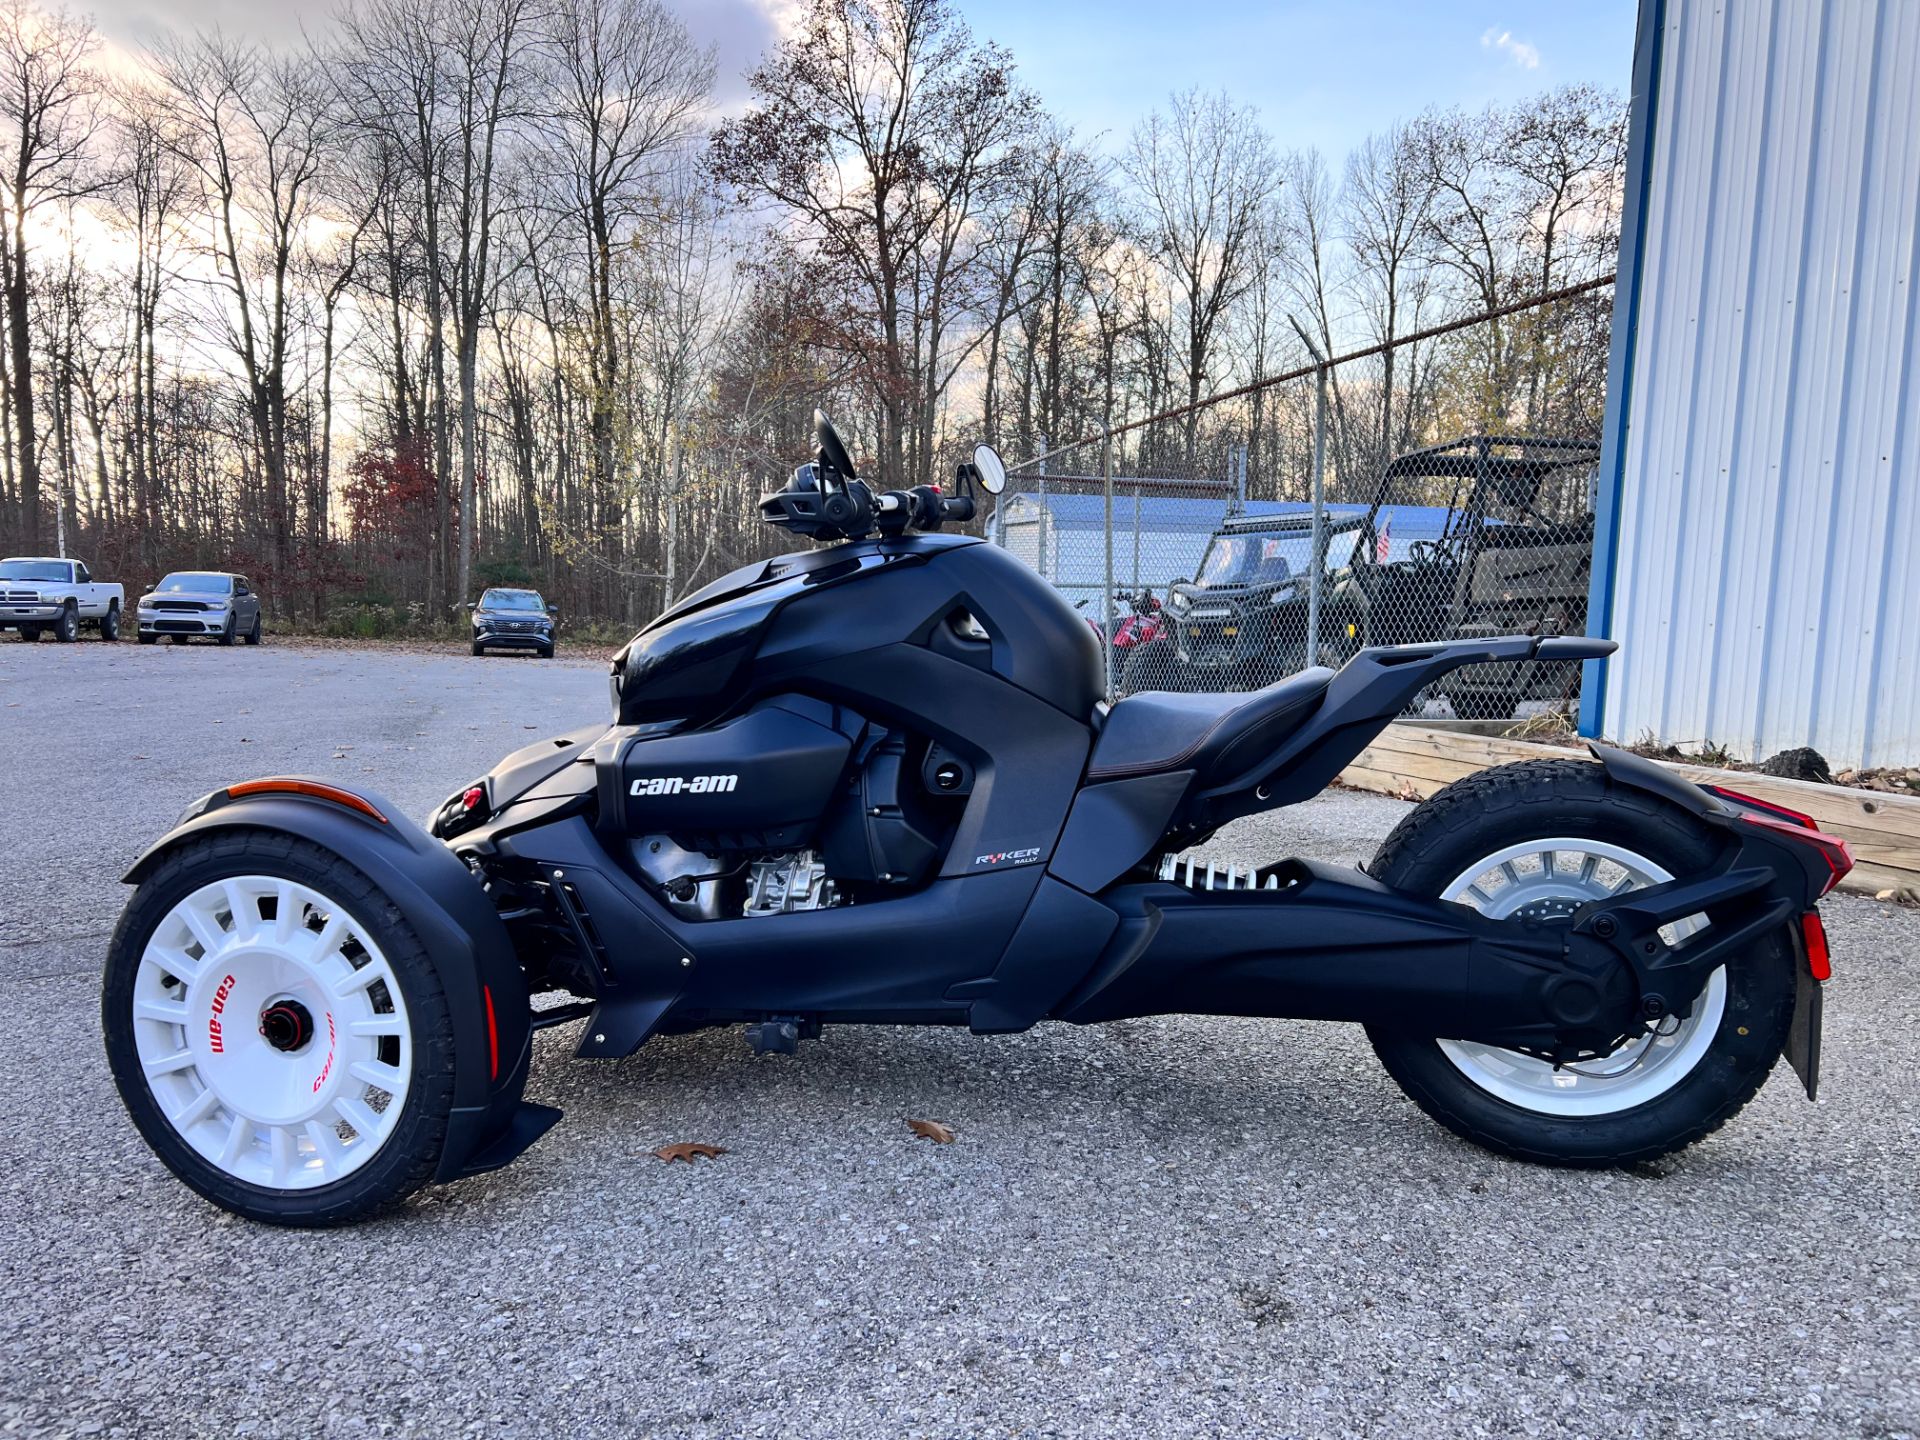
[744,1018,804,1055]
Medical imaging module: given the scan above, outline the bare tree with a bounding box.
[713,0,1037,485]
[541,0,712,597]
[153,33,334,599]
[0,0,101,549]
[1342,124,1434,472]
[1125,88,1280,459]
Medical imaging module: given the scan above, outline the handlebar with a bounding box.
[762,412,986,540]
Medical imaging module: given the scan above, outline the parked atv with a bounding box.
[1083,589,1165,693]
[104,412,1845,1227]
[1333,434,1601,717]
[1133,513,1366,694]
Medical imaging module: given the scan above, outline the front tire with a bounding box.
[217,614,236,647]
[1365,759,1797,1168]
[54,603,78,642]
[102,833,457,1226]
[138,632,157,645]
[470,640,484,657]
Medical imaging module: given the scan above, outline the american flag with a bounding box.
[1375,518,1392,564]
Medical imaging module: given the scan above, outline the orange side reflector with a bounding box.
[1800,912,1832,983]
[225,778,388,824]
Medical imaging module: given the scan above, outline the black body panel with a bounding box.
[614,535,1105,727]
[601,698,857,846]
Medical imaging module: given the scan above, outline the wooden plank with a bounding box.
[1339,723,1920,897]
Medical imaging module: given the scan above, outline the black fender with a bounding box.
[122,783,554,1181]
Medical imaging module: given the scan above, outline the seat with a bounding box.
[1087,667,1334,786]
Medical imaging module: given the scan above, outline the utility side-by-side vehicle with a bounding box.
[104,414,1847,1226]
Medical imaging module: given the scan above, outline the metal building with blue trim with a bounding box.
[1583,0,1920,769]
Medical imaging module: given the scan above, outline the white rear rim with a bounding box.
[131,875,413,1189]
[1437,838,1724,1118]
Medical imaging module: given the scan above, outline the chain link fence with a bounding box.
[989,280,1614,715]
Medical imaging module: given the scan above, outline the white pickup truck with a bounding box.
[0,556,125,642]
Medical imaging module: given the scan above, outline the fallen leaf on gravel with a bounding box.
[650,1143,727,1164]
[907,1119,955,1144]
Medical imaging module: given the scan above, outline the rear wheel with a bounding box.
[102,833,457,1226]
[245,613,262,646]
[1365,759,1797,1167]
[100,603,121,641]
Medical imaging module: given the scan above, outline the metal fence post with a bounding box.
[1035,432,1049,580]
[1290,316,1330,670]
[1101,424,1116,704]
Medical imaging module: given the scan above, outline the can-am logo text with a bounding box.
[207,972,238,1053]
[630,773,739,797]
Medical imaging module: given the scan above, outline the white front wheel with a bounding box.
[105,835,456,1225]
[130,874,414,1189]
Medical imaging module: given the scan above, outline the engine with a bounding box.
[602,694,973,921]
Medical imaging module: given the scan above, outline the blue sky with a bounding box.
[87,0,1640,169]
[956,1,1639,157]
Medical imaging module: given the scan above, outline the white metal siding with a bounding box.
[1607,0,1920,768]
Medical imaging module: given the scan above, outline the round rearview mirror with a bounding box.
[973,444,1007,496]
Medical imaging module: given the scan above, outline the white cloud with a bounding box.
[1480,27,1542,70]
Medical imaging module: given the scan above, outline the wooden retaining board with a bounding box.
[1340,724,1920,897]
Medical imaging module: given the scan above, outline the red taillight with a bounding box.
[1800,911,1832,982]
[1707,785,1815,829]
[462,786,486,811]
[1708,785,1853,896]
[225,778,388,823]
[483,984,500,1080]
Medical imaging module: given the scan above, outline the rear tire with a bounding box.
[244,613,262,646]
[102,832,457,1226]
[1365,759,1797,1168]
[101,603,121,641]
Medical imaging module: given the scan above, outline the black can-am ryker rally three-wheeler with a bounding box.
[103,414,1849,1227]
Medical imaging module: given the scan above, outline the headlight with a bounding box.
[137,595,156,609]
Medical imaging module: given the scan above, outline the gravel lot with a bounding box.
[1,640,1914,1439]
